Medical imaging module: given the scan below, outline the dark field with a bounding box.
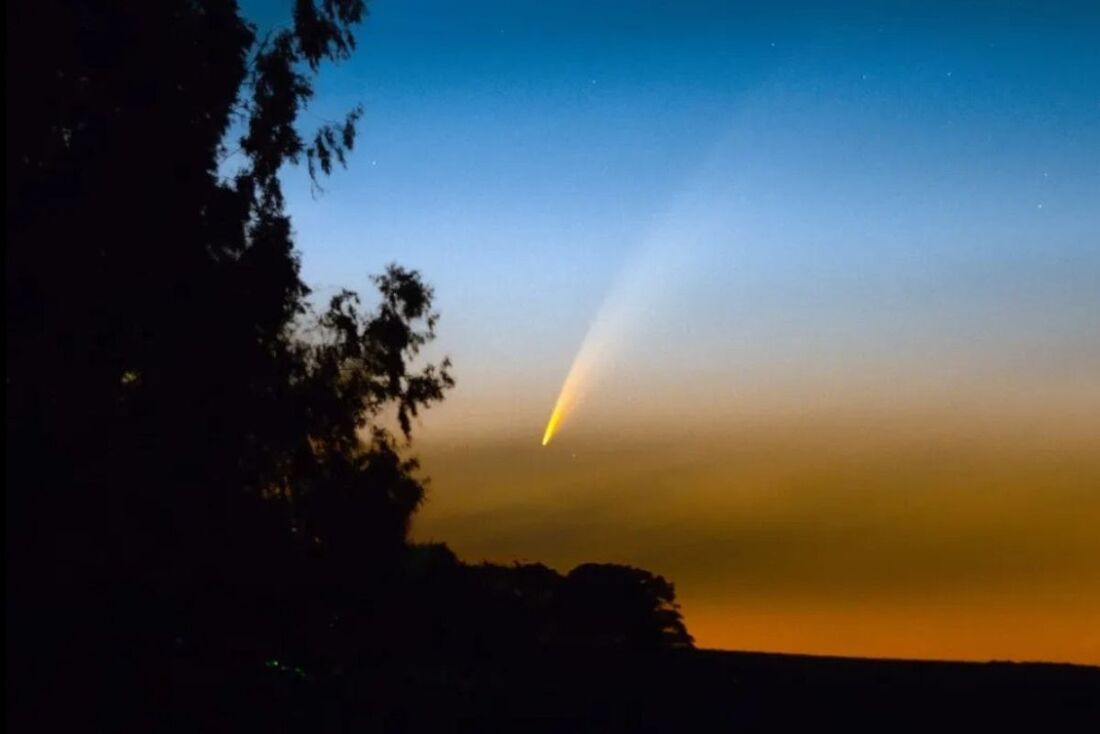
[204,647,1100,731]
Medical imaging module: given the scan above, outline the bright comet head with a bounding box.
[541,364,581,445]
[541,401,564,445]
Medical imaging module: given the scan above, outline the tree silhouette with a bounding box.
[392,550,695,658]
[6,1,453,728]
[6,2,457,566]
[558,563,695,649]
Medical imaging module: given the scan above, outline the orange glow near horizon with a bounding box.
[685,601,1100,664]
[415,409,1100,665]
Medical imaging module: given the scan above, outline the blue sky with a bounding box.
[252,0,1099,390]
[238,0,1100,663]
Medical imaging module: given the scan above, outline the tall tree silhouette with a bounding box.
[6,1,451,728]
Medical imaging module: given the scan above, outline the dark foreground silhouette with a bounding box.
[10,537,1099,731]
[238,647,1097,732]
[87,599,1100,731]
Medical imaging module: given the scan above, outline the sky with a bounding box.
[251,0,1099,663]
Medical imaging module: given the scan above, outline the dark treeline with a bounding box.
[6,1,690,730]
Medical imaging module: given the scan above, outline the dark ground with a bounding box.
[246,647,1100,732]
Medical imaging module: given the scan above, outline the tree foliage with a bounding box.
[6,2,453,725]
[6,0,454,577]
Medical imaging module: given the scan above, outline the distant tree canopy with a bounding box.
[401,545,694,654]
[558,563,694,649]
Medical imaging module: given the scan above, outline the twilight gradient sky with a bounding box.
[255,1,1099,663]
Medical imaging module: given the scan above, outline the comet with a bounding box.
[539,131,740,446]
[540,200,724,446]
[540,331,603,445]
[539,284,631,445]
